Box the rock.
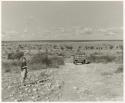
[73,86,79,90]
[47,83,52,88]
[83,89,91,95]
[40,91,44,95]
[14,99,18,102]
[25,88,28,91]
[17,98,24,102]
[46,97,49,99]
[58,85,62,89]
[7,85,13,89]
[33,88,38,92]
[26,84,31,87]
[28,89,32,93]
[24,93,29,96]
[10,93,14,97]
[35,95,40,99]
[19,91,22,94]
[31,96,36,100]
[19,94,23,98]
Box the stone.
[73,86,79,90]
[33,88,38,92]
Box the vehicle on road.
[73,53,90,64]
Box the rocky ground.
[2,68,64,102]
[2,63,123,101]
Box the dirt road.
[56,63,123,101]
[2,63,123,101]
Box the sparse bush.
[60,46,65,51]
[89,55,116,63]
[29,63,47,70]
[30,53,64,69]
[101,72,113,76]
[38,71,51,81]
[4,68,11,73]
[3,63,11,73]
[65,45,73,50]
[15,51,24,60]
[114,55,123,64]
[115,66,123,73]
[47,55,64,67]
[8,52,24,60]
[3,52,64,72]
[8,53,15,60]
[30,53,48,64]
[2,61,20,73]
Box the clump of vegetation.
[2,52,64,73]
[114,56,123,64]
[88,54,116,63]
[4,66,11,73]
[30,53,47,64]
[2,61,20,73]
[65,45,73,50]
[29,63,50,70]
[115,66,123,73]
[30,53,64,69]
[8,51,24,60]
[101,72,113,76]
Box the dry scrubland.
[2,40,123,101]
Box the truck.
[73,53,90,65]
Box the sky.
[2,1,123,41]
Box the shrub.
[3,63,11,73]
[4,68,11,73]
[30,53,49,64]
[115,66,123,73]
[65,45,73,50]
[2,61,20,73]
[15,51,24,60]
[8,53,15,60]
[89,54,116,63]
[47,55,64,67]
[30,53,64,69]
[114,55,123,64]
[8,52,24,60]
[29,63,47,70]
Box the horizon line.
[2,39,123,42]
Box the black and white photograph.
[1,1,123,101]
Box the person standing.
[20,56,28,85]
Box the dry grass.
[2,53,65,73]
[115,66,123,73]
[88,54,123,64]
[30,53,64,68]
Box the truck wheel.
[74,61,77,65]
[82,60,86,64]
[86,61,90,64]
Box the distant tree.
[96,47,98,50]
[77,46,81,52]
[116,46,119,49]
[18,44,23,49]
[60,46,64,51]
[65,45,73,50]
[90,46,94,50]
[53,45,58,49]
[8,52,24,60]
[8,53,15,60]
[119,45,123,50]
[109,45,114,50]
[15,52,24,60]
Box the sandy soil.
[57,63,123,101]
